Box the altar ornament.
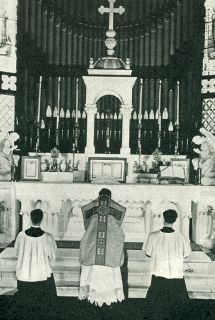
[56,77,61,147]
[0,131,20,181]
[88,157,127,183]
[59,159,67,172]
[98,0,125,56]
[192,127,215,185]
[152,148,162,173]
[41,159,49,172]
[50,146,60,172]
[105,113,111,154]
[45,105,52,142]
[137,79,143,157]
[168,89,174,130]
[35,76,42,154]
[162,107,168,120]
[157,80,162,149]
[159,161,187,184]
[174,81,180,155]
[75,78,79,124]
[21,156,41,181]
[74,78,80,151]
[65,109,71,140]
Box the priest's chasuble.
[79,196,126,306]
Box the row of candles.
[35,75,180,153]
[37,76,80,127]
[137,80,180,126]
[137,79,180,154]
[36,76,80,151]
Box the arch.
[94,89,124,105]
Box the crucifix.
[98,0,125,31]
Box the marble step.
[0,279,80,297]
[128,278,215,300]
[0,287,17,295]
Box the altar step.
[0,248,81,296]
[1,247,215,299]
[127,250,215,300]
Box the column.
[84,104,97,154]
[120,104,132,156]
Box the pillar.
[84,104,97,154]
[120,104,132,156]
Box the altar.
[1,182,215,298]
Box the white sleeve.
[145,234,154,257]
[47,233,57,260]
[14,232,22,256]
[182,235,192,259]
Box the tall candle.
[75,78,79,123]
[56,77,61,130]
[138,79,143,124]
[37,76,42,123]
[175,81,180,126]
[169,89,173,122]
[158,80,162,131]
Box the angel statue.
[0,130,20,181]
[192,127,215,185]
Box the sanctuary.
[1,0,215,301]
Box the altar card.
[88,157,127,182]
[159,158,190,183]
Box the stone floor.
[0,296,215,320]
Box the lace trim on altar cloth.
[78,285,124,307]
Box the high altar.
[1,0,215,299]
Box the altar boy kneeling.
[145,209,191,320]
[14,209,57,311]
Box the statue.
[192,128,215,185]
[0,130,19,181]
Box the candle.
[138,79,143,124]
[158,80,162,131]
[75,78,79,123]
[175,81,180,126]
[37,76,42,123]
[169,89,173,122]
[56,77,61,130]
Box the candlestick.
[37,76,42,123]
[175,81,180,126]
[169,89,173,122]
[75,78,79,124]
[138,79,143,124]
[35,76,42,153]
[158,80,162,149]
[56,77,61,130]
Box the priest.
[79,188,126,307]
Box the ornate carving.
[120,105,132,116]
[202,78,215,93]
[85,104,97,115]
[1,75,16,91]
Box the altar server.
[79,188,126,307]
[145,209,191,319]
[14,209,57,307]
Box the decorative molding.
[84,104,97,115]
[1,74,16,91]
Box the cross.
[98,0,125,31]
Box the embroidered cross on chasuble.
[80,196,126,267]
